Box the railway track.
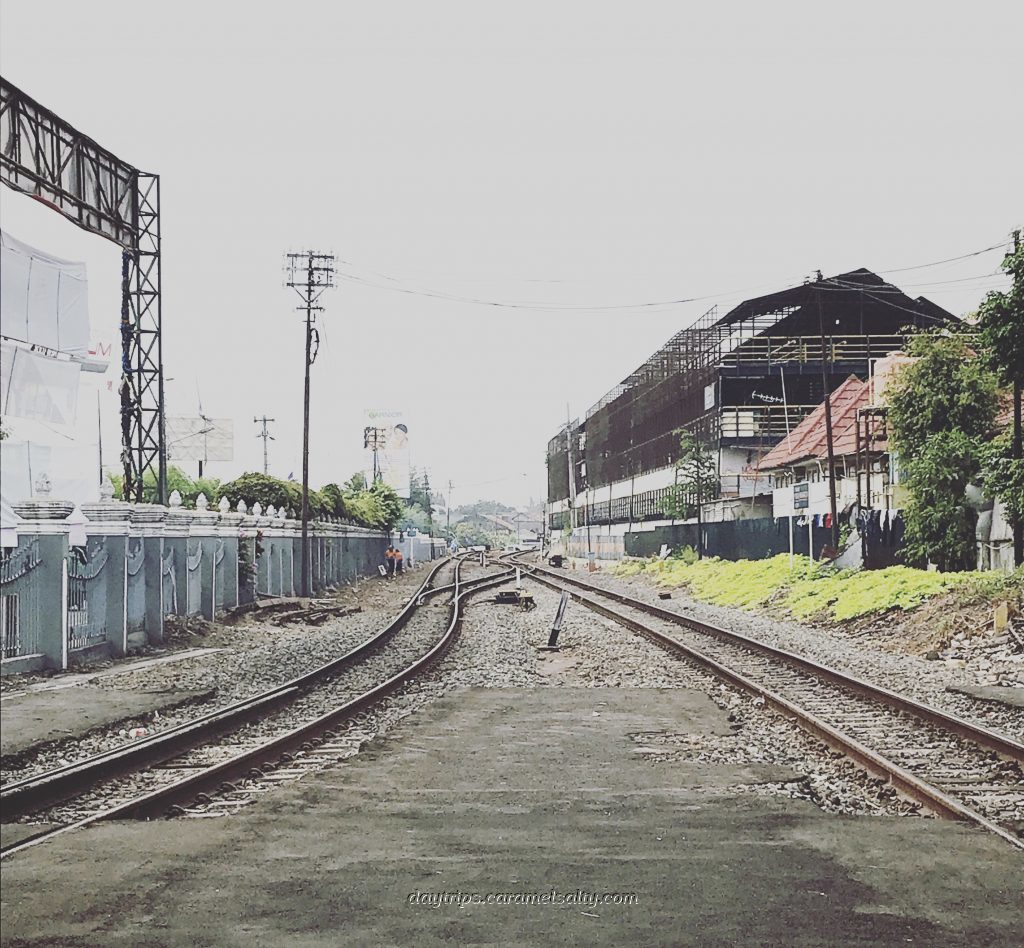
[518,555,1024,850]
[1,554,514,858]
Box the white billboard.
[0,230,95,361]
[166,416,234,463]
[363,409,410,498]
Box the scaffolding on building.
[548,269,956,524]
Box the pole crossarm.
[0,76,166,504]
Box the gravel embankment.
[552,564,1024,739]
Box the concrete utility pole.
[364,427,387,483]
[1011,229,1023,567]
[254,415,276,475]
[816,279,841,553]
[566,404,577,530]
[447,479,453,535]
[285,250,335,598]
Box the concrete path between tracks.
[1,685,214,759]
[1,687,1022,946]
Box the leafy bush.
[218,472,303,515]
[320,483,347,519]
[669,545,699,565]
[339,477,404,531]
[110,465,220,509]
[612,554,994,621]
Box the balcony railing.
[719,405,817,439]
[719,334,908,368]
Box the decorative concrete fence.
[1,482,389,675]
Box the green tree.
[185,475,222,508]
[400,505,432,534]
[421,471,435,533]
[370,481,404,532]
[976,230,1023,564]
[887,332,999,570]
[320,483,347,519]
[344,471,368,493]
[454,520,495,548]
[664,430,718,558]
[404,467,435,534]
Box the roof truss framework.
[1,77,165,503]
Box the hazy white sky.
[1,1,1020,507]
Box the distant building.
[546,270,954,537]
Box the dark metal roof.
[713,268,956,328]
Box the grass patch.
[610,554,1020,622]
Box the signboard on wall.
[793,482,809,510]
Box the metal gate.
[1,541,42,659]
[66,540,109,651]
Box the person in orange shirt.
[394,548,404,575]
[384,545,396,577]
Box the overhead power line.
[334,236,1011,315]
[877,241,1010,274]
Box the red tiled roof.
[759,376,880,470]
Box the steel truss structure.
[0,77,165,503]
[548,269,956,517]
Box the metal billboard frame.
[0,77,165,503]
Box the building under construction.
[546,269,955,536]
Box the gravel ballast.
[176,577,927,822]
[0,565,438,780]
[8,559,1015,831]
[552,562,1024,739]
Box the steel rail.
[522,560,1023,763]
[1,562,516,858]
[1,555,464,820]
[521,561,1023,850]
